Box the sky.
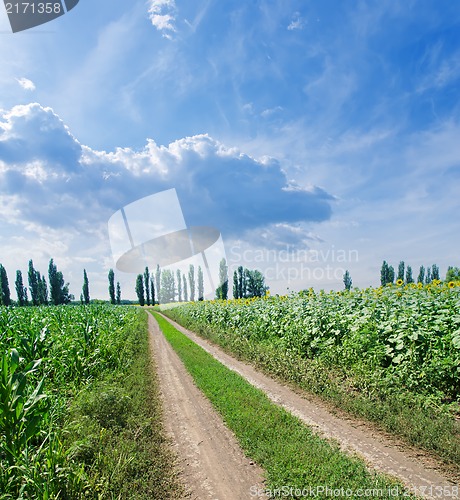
[0,0,460,300]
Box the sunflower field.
[166,281,460,463]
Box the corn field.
[0,305,138,498]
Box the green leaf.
[452,329,460,349]
[10,349,20,373]
[25,377,47,411]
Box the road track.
[149,313,267,499]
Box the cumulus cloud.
[0,103,334,248]
[16,77,35,91]
[147,0,177,38]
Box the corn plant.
[0,349,48,466]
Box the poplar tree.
[82,269,90,304]
[380,261,388,286]
[144,267,150,306]
[188,265,195,301]
[155,265,161,304]
[238,266,244,298]
[216,258,228,300]
[183,274,188,302]
[397,261,405,282]
[15,270,26,306]
[197,266,204,301]
[150,274,155,305]
[48,259,71,305]
[343,270,352,290]
[37,274,48,305]
[177,269,182,302]
[160,270,175,303]
[116,281,121,304]
[108,269,116,304]
[243,268,251,298]
[405,266,414,284]
[0,265,11,306]
[233,270,239,299]
[388,265,395,284]
[28,260,39,306]
[425,267,432,284]
[380,261,394,286]
[232,267,267,299]
[417,266,425,284]
[246,269,267,298]
[135,274,145,306]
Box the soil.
[149,312,459,499]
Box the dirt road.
[153,313,458,500]
[148,313,267,500]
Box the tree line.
[342,261,460,291]
[0,259,74,306]
[1,257,270,306]
[379,260,455,286]
[134,262,208,306]
[134,260,268,305]
[343,260,460,290]
[0,260,124,307]
[232,266,268,299]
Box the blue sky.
[1,0,459,299]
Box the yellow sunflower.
[396,279,404,286]
[448,281,456,289]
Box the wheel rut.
[149,313,267,500]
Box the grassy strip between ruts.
[64,309,183,499]
[152,312,415,499]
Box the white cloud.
[241,222,323,250]
[288,12,305,31]
[16,78,36,91]
[147,0,177,37]
[261,106,283,118]
[417,51,460,93]
[0,102,334,246]
[405,120,460,178]
[184,0,212,33]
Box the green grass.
[65,309,183,499]
[152,312,414,498]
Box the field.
[165,281,460,466]
[0,305,181,499]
